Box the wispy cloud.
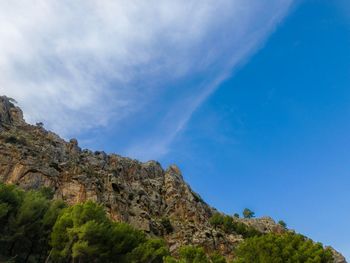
[0,0,293,159]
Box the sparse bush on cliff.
[209,213,261,238]
[278,220,287,228]
[0,184,336,263]
[242,208,254,219]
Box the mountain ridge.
[0,95,346,262]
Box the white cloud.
[0,0,293,158]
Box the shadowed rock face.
[0,96,346,262]
[0,96,25,127]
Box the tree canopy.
[0,183,335,263]
[233,233,333,263]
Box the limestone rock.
[0,96,25,127]
[0,95,346,262]
[241,216,285,234]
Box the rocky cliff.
[0,96,346,262]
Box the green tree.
[128,238,169,263]
[209,213,225,229]
[278,220,287,228]
[233,233,333,263]
[210,252,227,263]
[178,246,210,263]
[242,208,254,219]
[164,256,179,263]
[0,184,24,256]
[50,201,155,263]
[209,213,260,238]
[13,190,51,261]
[0,184,63,262]
[50,201,115,262]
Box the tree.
[0,184,63,262]
[36,122,44,128]
[278,220,287,228]
[233,213,240,218]
[209,213,260,238]
[50,201,116,262]
[127,238,169,263]
[210,252,227,263]
[0,184,24,256]
[242,208,254,219]
[178,246,210,263]
[164,256,179,263]
[233,233,333,263]
[50,201,162,263]
[12,190,51,261]
[209,213,224,229]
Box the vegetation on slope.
[0,183,334,263]
[234,233,333,263]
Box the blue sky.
[1,0,349,259]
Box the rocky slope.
[0,96,346,262]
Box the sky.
[0,0,349,259]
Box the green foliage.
[278,220,287,228]
[128,238,170,263]
[50,201,172,262]
[39,187,55,200]
[51,201,146,262]
[209,213,261,238]
[178,246,210,263]
[163,250,227,263]
[0,183,23,226]
[233,213,240,218]
[0,183,65,262]
[0,184,335,263]
[0,184,170,263]
[210,252,227,263]
[242,208,254,219]
[165,247,227,263]
[164,256,180,263]
[209,213,225,229]
[233,233,334,263]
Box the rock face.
[0,96,346,262]
[0,96,25,127]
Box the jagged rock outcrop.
[0,96,346,262]
[0,96,25,127]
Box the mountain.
[0,95,346,262]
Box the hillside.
[0,95,346,262]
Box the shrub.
[233,233,333,263]
[178,246,210,263]
[209,213,261,238]
[209,213,225,229]
[278,220,287,228]
[210,252,227,263]
[127,239,169,263]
